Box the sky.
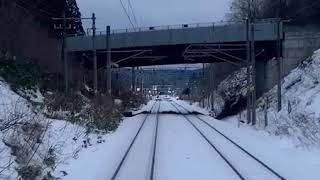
[76,0,231,69]
[76,0,231,30]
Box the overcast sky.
[76,0,231,30]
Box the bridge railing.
[66,18,280,37]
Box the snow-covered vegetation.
[210,67,247,119]
[0,80,109,179]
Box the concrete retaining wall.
[263,25,320,91]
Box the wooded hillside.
[229,0,320,25]
[0,0,84,72]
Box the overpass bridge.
[66,19,283,67]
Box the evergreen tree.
[65,0,85,35]
[14,0,84,36]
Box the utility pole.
[62,12,68,93]
[53,11,70,93]
[92,13,98,95]
[106,26,112,96]
[277,0,283,111]
[53,14,95,93]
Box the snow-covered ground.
[53,100,320,180]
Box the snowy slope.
[0,80,104,179]
[254,49,320,148]
[0,80,29,179]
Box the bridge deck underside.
[76,41,277,68]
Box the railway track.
[111,101,161,180]
[170,101,286,180]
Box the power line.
[127,0,138,26]
[291,0,320,20]
[119,0,136,29]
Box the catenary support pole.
[277,0,282,111]
[211,65,215,112]
[92,13,98,95]
[251,20,257,126]
[106,26,112,96]
[246,18,252,124]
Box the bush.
[43,148,56,169]
[86,105,122,132]
[16,165,42,180]
[44,91,122,133]
[120,91,146,111]
[44,92,85,120]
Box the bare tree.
[228,0,265,21]
[229,0,320,24]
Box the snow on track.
[62,114,147,180]
[189,115,281,180]
[173,100,320,180]
[159,100,180,113]
[62,102,158,180]
[62,99,320,180]
[174,99,209,115]
[112,101,159,180]
[198,114,320,180]
[171,101,284,180]
[155,113,239,180]
[115,114,157,180]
